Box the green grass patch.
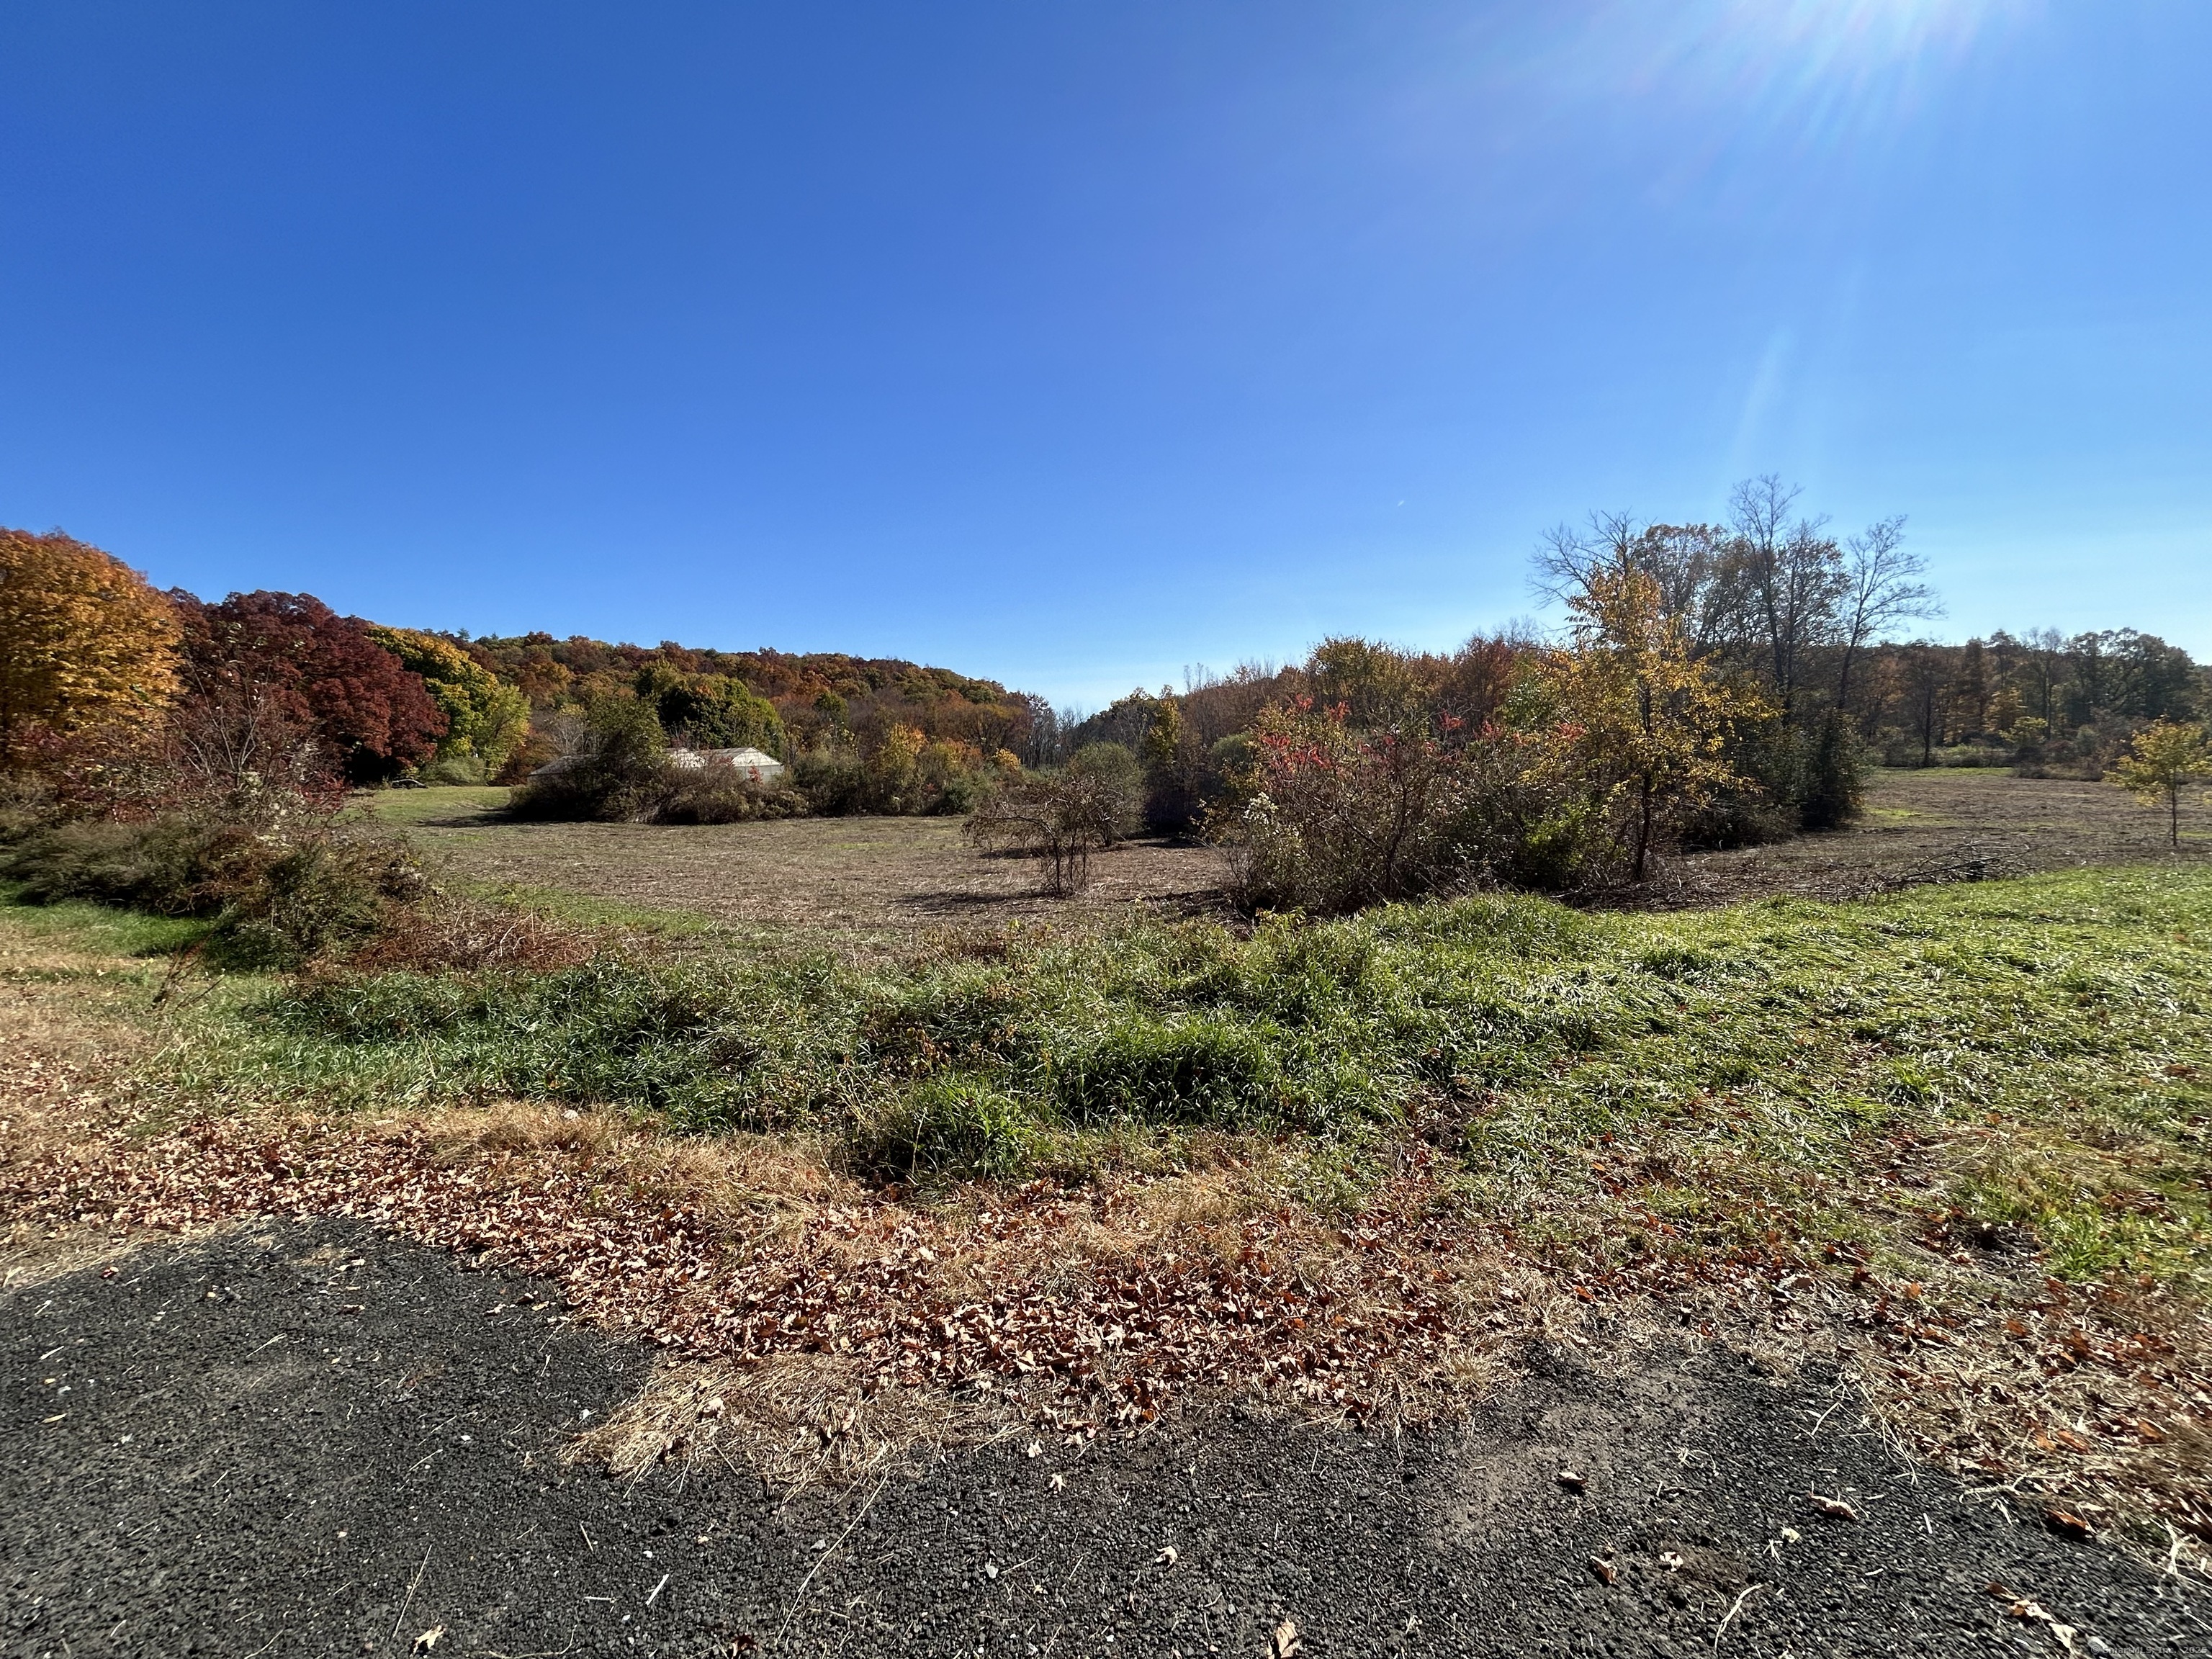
[9,865,2209,1285]
[359,785,512,826]
[0,887,214,959]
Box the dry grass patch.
[570,1350,1014,1491]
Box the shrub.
[791,749,866,814]
[848,1075,1037,1179]
[1,816,272,915]
[1064,743,1144,839]
[1,811,428,970]
[509,697,808,825]
[336,899,597,975]
[1499,796,1622,891]
[214,833,430,969]
[1215,698,1483,914]
[414,752,490,786]
[966,755,1144,895]
[652,760,806,824]
[507,698,670,821]
[791,729,1008,817]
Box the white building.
[530,745,786,783]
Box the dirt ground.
[378,795,1226,939]
[8,1220,2203,1658]
[1652,768,2211,908]
[373,770,2206,938]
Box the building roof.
[670,746,784,773]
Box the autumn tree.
[1535,514,1733,651]
[1537,559,1770,882]
[368,626,530,773]
[633,662,786,752]
[0,529,180,768]
[2110,719,2210,848]
[1138,694,1209,830]
[172,591,446,784]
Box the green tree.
[2110,719,2211,848]
[367,626,530,772]
[1305,637,1434,731]
[634,664,786,752]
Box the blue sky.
[2,2,2206,708]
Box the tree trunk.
[1635,775,1653,882]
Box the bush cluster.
[1,811,428,970]
[507,699,804,824]
[792,725,1015,817]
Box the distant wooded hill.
[456,631,1052,775]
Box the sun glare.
[1583,0,2026,156]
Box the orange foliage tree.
[0,529,180,769]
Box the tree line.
[989,479,2207,901]
[4,492,2205,909]
[0,527,1038,820]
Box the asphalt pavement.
[4,1220,2203,1658]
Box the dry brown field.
[1656,765,2211,906]
[370,766,2208,939]
[372,789,1222,939]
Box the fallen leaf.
[1809,1493,1859,1522]
[1557,1468,1587,1493]
[1154,1546,1178,1567]
[1269,1619,1303,1659]
[2005,1598,2082,1656]
[2045,1509,2092,1541]
[1588,1556,1617,1586]
[1658,1550,1684,1570]
[410,1628,445,1654]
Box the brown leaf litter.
[1,1016,2206,1566]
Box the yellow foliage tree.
[366,625,530,772]
[0,529,180,768]
[2110,719,2210,848]
[1536,560,1771,881]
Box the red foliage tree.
[170,590,446,783]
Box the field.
[1665,766,2212,904]
[370,788,1223,942]
[370,768,2211,940]
[7,765,2212,1578]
